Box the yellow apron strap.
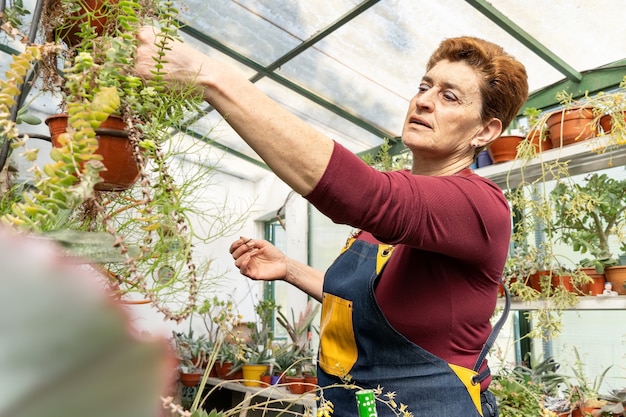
[341,235,395,275]
[448,363,483,416]
[341,236,356,254]
[376,244,395,274]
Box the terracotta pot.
[285,375,306,394]
[529,270,551,292]
[526,128,552,153]
[56,0,119,47]
[241,364,269,387]
[179,371,203,387]
[487,135,524,163]
[571,405,602,417]
[547,107,598,148]
[46,114,140,191]
[579,267,606,296]
[599,111,626,134]
[303,374,318,393]
[260,374,272,386]
[215,361,236,379]
[605,266,626,295]
[551,274,575,292]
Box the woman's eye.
[443,91,458,102]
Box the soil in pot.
[46,114,140,191]
[547,107,598,148]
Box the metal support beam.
[523,60,626,112]
[465,0,582,82]
[178,0,395,142]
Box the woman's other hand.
[229,237,288,281]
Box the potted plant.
[546,105,598,148]
[487,133,524,164]
[600,388,626,416]
[0,1,251,322]
[595,75,626,150]
[551,172,626,294]
[172,329,211,386]
[520,106,552,155]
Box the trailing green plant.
[500,83,626,339]
[0,1,252,322]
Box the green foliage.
[359,137,411,172]
[1,0,30,29]
[551,172,626,263]
[491,368,545,417]
[0,0,252,323]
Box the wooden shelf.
[476,135,626,188]
[204,377,316,408]
[498,295,626,311]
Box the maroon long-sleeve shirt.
[305,141,511,388]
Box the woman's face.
[402,60,487,160]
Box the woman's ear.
[473,118,503,148]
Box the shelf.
[204,377,316,408]
[475,135,626,188]
[498,295,626,311]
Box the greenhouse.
[1,1,625,416]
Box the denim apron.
[317,238,509,417]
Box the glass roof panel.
[2,0,625,182]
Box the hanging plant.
[0,1,251,322]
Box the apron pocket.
[319,293,358,378]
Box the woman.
[136,31,527,417]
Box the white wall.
[128,164,311,340]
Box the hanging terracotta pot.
[46,114,140,192]
[604,266,626,295]
[546,106,598,148]
[487,135,524,163]
[56,0,119,47]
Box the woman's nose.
[413,91,434,111]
